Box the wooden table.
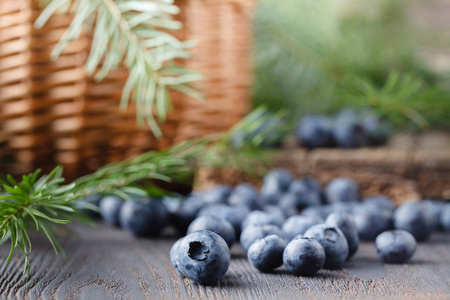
[1,222,449,299]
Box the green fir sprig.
[35,0,203,137]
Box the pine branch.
[35,0,203,137]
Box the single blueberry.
[119,197,169,236]
[332,118,368,148]
[361,115,390,146]
[375,230,416,264]
[198,203,250,236]
[283,237,325,276]
[247,235,286,272]
[261,169,293,205]
[99,195,124,227]
[170,237,184,271]
[176,230,230,285]
[240,224,283,252]
[282,215,324,242]
[440,203,450,233]
[325,178,359,204]
[422,199,445,231]
[325,212,359,259]
[296,115,334,148]
[394,202,435,241]
[187,215,236,248]
[241,209,284,229]
[228,183,261,210]
[304,224,349,268]
[200,185,233,205]
[353,204,393,241]
[283,179,321,213]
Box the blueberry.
[173,195,206,232]
[99,195,124,227]
[76,193,102,217]
[325,212,359,259]
[198,204,250,236]
[362,195,395,211]
[119,197,168,236]
[170,237,184,271]
[286,179,321,210]
[422,199,445,231]
[201,185,233,205]
[279,193,300,217]
[304,224,349,268]
[330,202,358,214]
[353,204,393,241]
[242,209,285,229]
[187,215,236,248]
[375,230,416,264]
[247,235,286,272]
[296,115,334,148]
[240,224,283,252]
[332,118,368,148]
[283,237,325,276]
[440,203,450,232]
[261,169,293,205]
[361,116,389,146]
[282,215,324,242]
[176,230,230,285]
[394,202,435,242]
[325,178,359,204]
[228,183,261,210]
[301,205,333,220]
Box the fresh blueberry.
[285,179,321,211]
[187,215,236,248]
[176,230,230,285]
[375,230,416,264]
[242,209,284,229]
[198,203,250,236]
[247,235,286,272]
[119,197,169,236]
[282,215,324,242]
[362,195,395,211]
[173,195,206,232]
[422,199,445,231]
[201,185,233,205]
[240,224,283,252]
[170,237,184,271]
[361,114,390,146]
[296,115,334,148]
[279,193,301,217]
[261,169,293,205]
[394,202,435,242]
[440,203,450,233]
[304,224,349,268]
[325,212,359,259]
[332,118,368,148]
[353,204,393,241]
[99,195,124,227]
[325,178,359,204]
[283,237,326,276]
[228,183,261,210]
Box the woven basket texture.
[0,0,254,179]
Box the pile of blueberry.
[296,109,390,149]
[95,169,450,285]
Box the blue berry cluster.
[296,109,390,149]
[92,169,450,285]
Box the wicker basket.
[0,0,254,180]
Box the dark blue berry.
[441,203,450,233]
[119,197,168,236]
[247,235,285,272]
[282,215,324,242]
[227,183,261,210]
[325,212,359,259]
[375,230,416,264]
[304,224,349,268]
[198,203,250,236]
[201,185,233,205]
[99,195,124,227]
[325,178,359,204]
[242,209,284,229]
[296,115,334,148]
[170,237,184,271]
[240,224,283,252]
[353,204,393,241]
[176,230,230,285]
[394,202,435,241]
[283,237,325,276]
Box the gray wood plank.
[0,223,449,300]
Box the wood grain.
[0,223,449,299]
